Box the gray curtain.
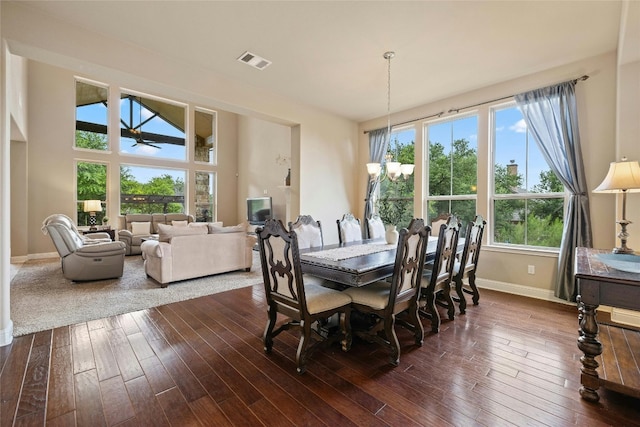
[364,128,389,238]
[515,80,592,301]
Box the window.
[120,165,186,214]
[491,104,565,248]
[425,115,478,228]
[378,128,415,229]
[195,171,216,222]
[75,82,217,219]
[75,80,108,151]
[76,161,107,225]
[120,92,186,161]
[194,108,216,164]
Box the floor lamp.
[593,157,640,254]
[83,200,102,231]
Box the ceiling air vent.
[237,51,272,70]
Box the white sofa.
[118,213,195,255]
[140,222,256,287]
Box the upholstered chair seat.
[258,218,351,374]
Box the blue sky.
[391,105,549,190]
[77,98,187,183]
[80,98,549,189]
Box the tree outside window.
[120,165,186,214]
[76,159,107,226]
[492,104,565,248]
[377,128,415,229]
[426,115,478,231]
[75,80,108,151]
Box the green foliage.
[75,131,186,216]
[75,130,107,150]
[377,137,414,228]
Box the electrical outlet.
[263,189,268,195]
[528,265,535,275]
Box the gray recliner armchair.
[41,214,126,281]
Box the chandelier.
[366,51,414,183]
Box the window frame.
[75,77,110,153]
[75,159,109,226]
[488,101,567,251]
[118,88,188,162]
[423,112,479,228]
[73,81,219,221]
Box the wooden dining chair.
[365,214,386,240]
[288,215,323,249]
[453,214,486,314]
[420,215,461,333]
[257,218,352,374]
[336,213,362,244]
[429,212,450,237]
[344,218,430,366]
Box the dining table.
[299,236,464,287]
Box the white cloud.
[470,134,477,142]
[136,144,159,155]
[510,119,528,133]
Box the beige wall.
[2,2,358,257]
[359,52,618,300]
[237,116,292,224]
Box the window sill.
[484,244,560,258]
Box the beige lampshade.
[593,159,640,193]
[83,200,103,213]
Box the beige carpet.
[10,252,263,336]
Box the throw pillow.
[208,221,248,234]
[157,223,207,242]
[131,221,151,236]
[187,222,208,231]
[172,220,188,227]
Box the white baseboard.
[11,252,59,263]
[611,308,640,327]
[475,278,613,314]
[476,278,573,306]
[0,320,14,347]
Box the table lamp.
[83,200,102,230]
[593,157,640,254]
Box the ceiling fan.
[122,95,164,149]
[129,128,162,149]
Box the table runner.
[304,242,396,261]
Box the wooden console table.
[574,247,640,402]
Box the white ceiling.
[16,1,625,122]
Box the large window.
[491,104,565,248]
[120,165,186,214]
[194,108,216,164]
[75,80,108,151]
[74,81,219,220]
[120,92,186,161]
[76,161,107,226]
[377,128,415,229]
[425,115,478,228]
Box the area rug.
[10,252,263,336]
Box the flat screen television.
[247,197,273,225]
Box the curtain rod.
[363,74,589,134]
[363,111,445,134]
[447,74,589,114]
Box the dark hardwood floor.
[1,285,639,426]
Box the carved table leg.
[576,296,603,402]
